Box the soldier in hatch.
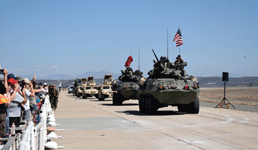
[175,55,184,65]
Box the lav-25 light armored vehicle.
[112,67,146,105]
[98,74,114,101]
[82,76,99,99]
[138,49,200,114]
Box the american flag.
[173,29,183,47]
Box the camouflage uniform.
[175,55,184,65]
[49,84,59,110]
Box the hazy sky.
[1,0,257,78]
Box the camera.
[0,69,4,74]
[20,81,26,91]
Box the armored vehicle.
[138,49,200,114]
[82,76,99,99]
[98,74,114,101]
[112,67,146,105]
[75,78,87,97]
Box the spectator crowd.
[0,68,59,147]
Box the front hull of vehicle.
[146,90,199,105]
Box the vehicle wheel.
[186,97,200,114]
[177,105,186,112]
[139,96,146,113]
[77,92,80,97]
[99,94,104,101]
[113,93,122,105]
[145,95,157,114]
[82,95,87,99]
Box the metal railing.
[2,95,63,150]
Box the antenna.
[138,46,140,70]
[167,26,169,60]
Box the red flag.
[124,56,133,67]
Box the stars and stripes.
[173,28,183,47]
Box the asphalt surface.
[53,91,258,150]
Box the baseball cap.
[15,76,23,82]
[23,78,30,84]
[7,78,18,85]
[44,83,47,86]
[7,74,16,80]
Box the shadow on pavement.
[90,99,112,102]
[101,103,138,106]
[115,110,185,116]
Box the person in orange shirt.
[0,81,10,138]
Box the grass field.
[199,87,258,106]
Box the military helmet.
[160,56,167,62]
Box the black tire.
[186,97,199,114]
[77,92,81,97]
[113,93,122,105]
[177,105,186,112]
[82,95,87,99]
[139,96,146,113]
[99,94,104,101]
[145,95,157,114]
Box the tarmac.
[53,91,258,150]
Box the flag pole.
[178,26,181,55]
[167,26,169,60]
[138,46,140,70]
[130,46,131,56]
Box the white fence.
[2,95,64,150]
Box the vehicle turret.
[147,49,187,79]
[87,76,96,86]
[103,74,113,85]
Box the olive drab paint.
[137,49,200,114]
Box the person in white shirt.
[7,78,27,127]
[21,78,34,124]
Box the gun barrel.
[152,49,159,62]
